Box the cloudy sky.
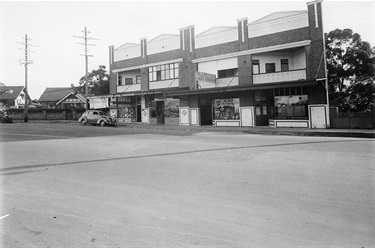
[1,0,374,100]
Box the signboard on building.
[195,71,216,89]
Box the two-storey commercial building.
[91,0,329,128]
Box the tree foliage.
[78,65,110,96]
[325,28,375,112]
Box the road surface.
[1,123,374,247]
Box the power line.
[74,27,99,110]
[15,34,37,122]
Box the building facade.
[0,85,26,109]
[39,87,87,109]
[98,0,329,128]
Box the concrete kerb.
[123,123,375,139]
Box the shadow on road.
[1,139,372,175]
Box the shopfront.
[114,96,141,123]
[268,86,310,128]
[149,98,180,125]
[212,98,241,126]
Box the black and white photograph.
[1,0,374,247]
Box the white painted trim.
[241,21,245,42]
[189,28,193,52]
[240,107,255,127]
[306,0,322,6]
[182,30,185,50]
[112,58,183,73]
[192,40,311,63]
[237,17,248,22]
[179,25,194,31]
[179,107,190,126]
[215,120,241,127]
[190,108,200,126]
[314,3,319,28]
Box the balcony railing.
[117,84,141,93]
[198,77,239,89]
[149,79,179,90]
[253,69,306,84]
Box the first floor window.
[217,68,238,78]
[125,78,133,85]
[148,62,179,82]
[136,76,141,84]
[265,63,276,73]
[252,60,260,74]
[118,75,122,85]
[281,59,289,72]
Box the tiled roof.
[38,87,73,102]
[0,86,24,100]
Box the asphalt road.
[1,123,374,247]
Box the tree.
[78,65,110,95]
[325,28,375,112]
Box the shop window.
[274,95,308,119]
[164,98,180,118]
[213,98,240,120]
[252,60,260,74]
[281,59,289,72]
[125,78,133,85]
[265,63,276,73]
[217,68,238,78]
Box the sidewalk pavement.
[123,122,375,139]
[12,120,375,138]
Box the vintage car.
[78,110,117,127]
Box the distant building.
[0,84,26,108]
[92,0,328,128]
[39,87,86,109]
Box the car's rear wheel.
[80,118,87,126]
[100,120,105,127]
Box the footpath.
[15,120,375,138]
[122,122,375,139]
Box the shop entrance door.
[200,105,212,125]
[255,90,269,126]
[137,105,141,122]
[156,101,165,124]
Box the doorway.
[255,90,269,126]
[137,105,141,122]
[200,105,213,125]
[156,101,165,124]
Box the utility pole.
[74,27,99,110]
[16,34,37,122]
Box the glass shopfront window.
[118,104,136,121]
[274,95,308,119]
[150,98,180,118]
[213,98,240,120]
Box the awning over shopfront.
[164,79,317,97]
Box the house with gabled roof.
[38,87,86,109]
[0,84,26,108]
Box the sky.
[1,0,374,100]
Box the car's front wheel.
[80,118,87,126]
[99,120,105,127]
